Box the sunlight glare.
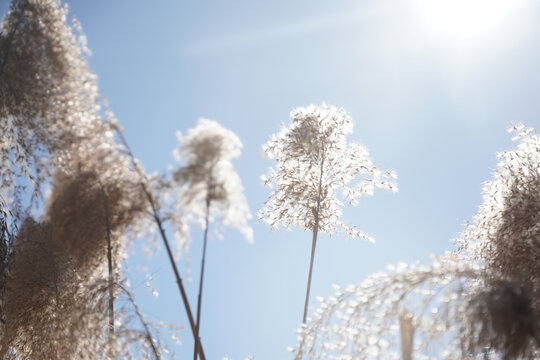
[416,0,515,39]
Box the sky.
[25,0,540,358]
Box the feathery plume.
[0,0,105,214]
[459,125,540,299]
[165,118,252,360]
[294,254,480,359]
[167,118,253,248]
[259,103,397,324]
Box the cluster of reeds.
[2,1,538,359]
[0,1,175,358]
[295,125,540,359]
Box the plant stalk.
[400,309,414,360]
[302,155,325,324]
[193,195,211,360]
[302,219,319,324]
[115,129,206,360]
[101,187,115,336]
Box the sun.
[415,0,516,39]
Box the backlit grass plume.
[47,169,145,272]
[459,125,540,300]
[168,118,253,247]
[259,103,397,324]
[293,254,480,360]
[0,171,155,359]
[0,0,106,214]
[457,125,540,358]
[165,118,252,359]
[0,218,111,359]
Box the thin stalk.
[193,194,211,360]
[0,206,11,324]
[115,129,206,360]
[100,186,115,336]
[400,309,414,360]
[99,184,115,358]
[302,155,325,324]
[302,217,319,324]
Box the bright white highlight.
[416,0,515,39]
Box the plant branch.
[118,284,161,360]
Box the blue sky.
[49,0,540,358]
